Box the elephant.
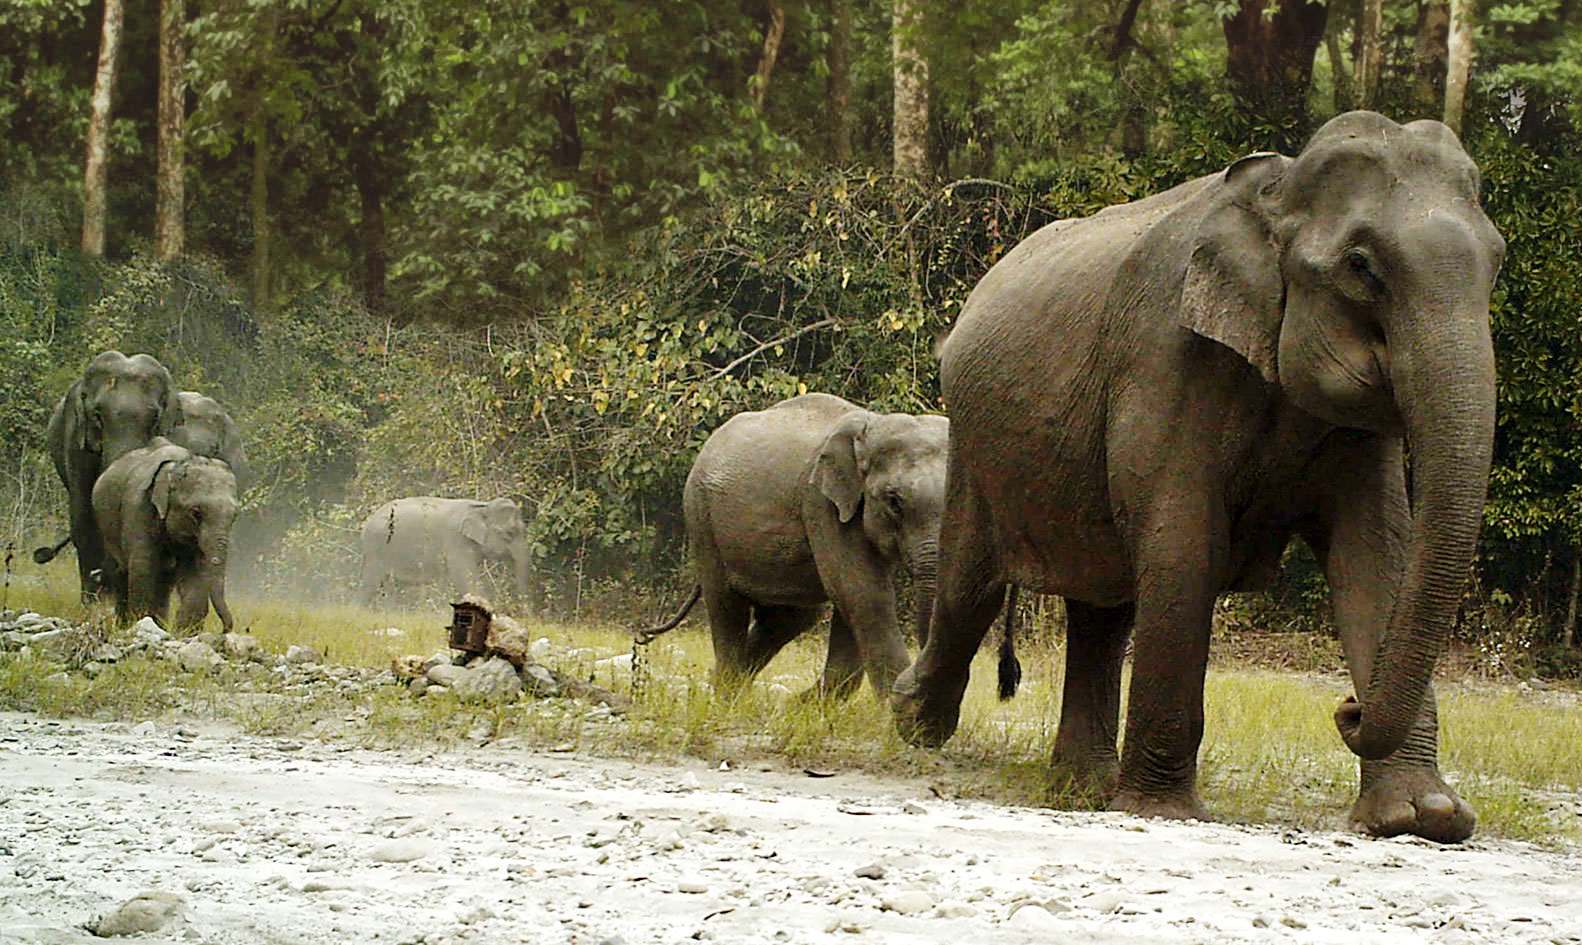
[640,393,1020,699]
[34,352,183,600]
[358,497,533,605]
[891,112,1504,844]
[91,437,239,632]
[166,391,250,488]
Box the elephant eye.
[1344,249,1384,292]
[884,490,903,515]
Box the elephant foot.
[889,665,960,748]
[1109,786,1211,823]
[1048,749,1119,806]
[1350,768,1475,843]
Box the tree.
[1221,0,1328,148]
[1413,1,1450,114]
[155,0,186,260]
[828,0,852,162]
[82,0,125,256]
[892,0,929,179]
[1444,0,1474,135]
[751,0,787,112]
[1354,0,1383,108]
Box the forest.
[2,0,1580,672]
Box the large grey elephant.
[92,438,239,631]
[358,497,533,605]
[35,352,182,600]
[167,391,250,488]
[892,112,1504,844]
[640,393,1010,699]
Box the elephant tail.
[33,535,71,565]
[634,584,702,645]
[997,585,1022,702]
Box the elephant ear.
[150,461,181,521]
[1178,151,1291,384]
[461,508,489,546]
[153,371,182,437]
[811,412,871,524]
[63,382,93,453]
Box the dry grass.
[1,560,1578,845]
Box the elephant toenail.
[1418,793,1454,818]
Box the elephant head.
[1178,111,1504,760]
[151,455,240,630]
[463,498,534,596]
[813,411,950,645]
[67,351,182,465]
[169,391,250,485]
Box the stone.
[1085,891,1126,914]
[677,879,709,894]
[285,644,321,665]
[425,685,450,697]
[1007,904,1063,931]
[422,650,454,672]
[485,614,533,667]
[221,633,262,662]
[28,627,80,661]
[530,637,553,659]
[522,664,560,696]
[880,890,933,915]
[408,677,430,696]
[132,617,168,645]
[594,653,634,671]
[454,658,522,703]
[93,890,185,937]
[392,655,426,681]
[89,643,125,663]
[177,640,224,674]
[368,839,435,863]
[935,902,976,918]
[427,663,469,688]
[854,863,885,880]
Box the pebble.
[1085,890,1126,914]
[176,640,224,674]
[368,839,436,863]
[132,617,168,645]
[1007,903,1064,931]
[285,644,322,665]
[677,879,709,894]
[92,890,185,937]
[880,890,934,915]
[854,863,886,880]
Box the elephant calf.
[643,393,1017,699]
[92,438,239,632]
[167,391,250,488]
[359,497,532,605]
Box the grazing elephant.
[92,438,239,631]
[167,392,250,488]
[639,393,1016,699]
[892,112,1504,844]
[35,352,182,600]
[359,497,533,605]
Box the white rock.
[285,644,322,665]
[530,637,552,659]
[935,902,976,918]
[1084,891,1126,914]
[427,664,469,688]
[93,890,185,937]
[677,879,709,894]
[881,890,934,915]
[375,626,406,638]
[1006,903,1063,931]
[523,663,559,696]
[452,658,523,703]
[177,640,224,674]
[594,653,634,671]
[221,633,262,661]
[132,617,168,645]
[368,839,436,863]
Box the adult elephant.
[892,112,1504,844]
[359,497,533,605]
[92,438,239,631]
[35,352,182,600]
[640,393,1019,699]
[167,392,250,488]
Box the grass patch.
[2,563,1578,846]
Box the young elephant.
[358,497,533,605]
[92,438,239,632]
[166,391,250,488]
[642,393,1005,698]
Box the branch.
[1107,0,1147,61]
[701,318,838,383]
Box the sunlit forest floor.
[2,562,1579,847]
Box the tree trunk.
[1325,13,1353,110]
[251,108,270,311]
[828,0,852,162]
[1414,1,1451,114]
[1564,550,1579,649]
[751,0,787,112]
[1354,0,1383,108]
[352,141,387,315]
[545,6,582,173]
[891,0,929,179]
[1444,0,1474,135]
[81,0,125,257]
[155,0,185,260]
[1221,0,1328,149]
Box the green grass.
[2,561,1578,845]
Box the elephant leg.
[1051,599,1134,800]
[1110,491,1224,822]
[808,610,863,700]
[69,503,106,601]
[702,580,754,693]
[1302,431,1474,843]
[742,605,821,678]
[123,547,164,626]
[891,474,1003,746]
[173,571,210,631]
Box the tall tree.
[1444,0,1474,134]
[155,0,186,260]
[892,0,929,178]
[1324,8,1354,110]
[751,0,787,112]
[249,8,276,311]
[828,0,852,163]
[82,0,125,257]
[1355,0,1384,108]
[1221,0,1328,148]
[1414,1,1451,114]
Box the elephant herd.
[34,112,1503,845]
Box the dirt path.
[1,712,1578,945]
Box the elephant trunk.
[1335,307,1496,760]
[908,537,939,649]
[199,526,235,632]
